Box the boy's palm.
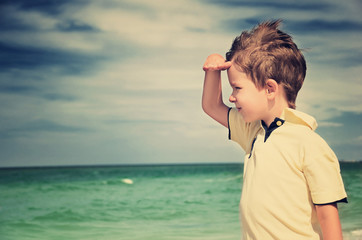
[203,54,232,71]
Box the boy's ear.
[265,79,278,99]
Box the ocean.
[0,162,361,240]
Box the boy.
[202,20,347,239]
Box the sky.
[0,0,361,167]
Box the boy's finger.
[203,58,232,70]
[216,62,232,71]
[204,65,222,71]
[221,61,232,70]
[203,62,231,71]
[202,64,214,71]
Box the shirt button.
[276,121,282,126]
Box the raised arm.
[202,54,232,128]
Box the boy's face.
[227,64,269,123]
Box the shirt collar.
[280,108,318,131]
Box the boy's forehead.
[228,63,244,74]
[228,64,249,83]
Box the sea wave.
[344,229,362,240]
[33,209,86,222]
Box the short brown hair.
[226,20,306,109]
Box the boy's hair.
[226,20,306,109]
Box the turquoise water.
[0,163,361,240]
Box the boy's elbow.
[202,102,228,122]
[201,101,208,113]
[202,105,216,120]
[201,101,213,116]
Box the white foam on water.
[343,229,362,240]
[121,178,133,184]
[352,229,362,236]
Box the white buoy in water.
[121,178,133,184]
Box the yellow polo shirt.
[228,108,347,240]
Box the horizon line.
[1,159,361,170]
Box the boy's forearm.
[316,203,343,240]
[202,71,223,112]
[202,70,229,127]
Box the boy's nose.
[229,95,236,103]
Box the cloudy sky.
[0,0,361,167]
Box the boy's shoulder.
[281,108,334,156]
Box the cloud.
[224,18,362,35]
[317,111,362,141]
[204,0,332,11]
[0,0,77,16]
[0,42,101,73]
[285,19,362,33]
[312,111,362,160]
[70,0,216,48]
[56,19,99,32]
[0,4,106,54]
[304,47,362,68]
[0,85,38,94]
[318,122,343,127]
[0,0,361,167]
[2,119,88,137]
[355,136,362,144]
[42,93,77,102]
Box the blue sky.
[0,0,361,167]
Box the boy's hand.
[203,53,232,71]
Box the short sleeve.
[303,133,347,204]
[228,108,261,153]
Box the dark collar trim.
[261,118,285,142]
[227,108,232,140]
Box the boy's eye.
[235,87,242,90]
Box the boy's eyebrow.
[229,80,239,86]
